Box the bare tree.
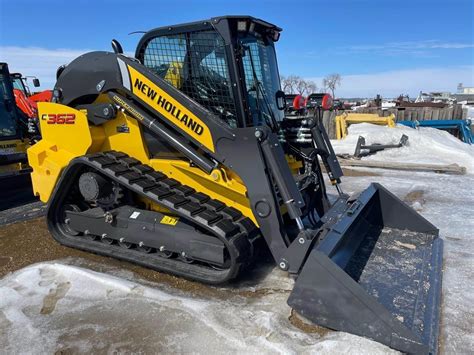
[280,75,289,92]
[281,76,318,96]
[281,75,300,94]
[306,81,318,95]
[296,77,308,95]
[322,73,342,98]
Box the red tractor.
[10,72,52,119]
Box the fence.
[318,105,469,139]
[353,104,468,121]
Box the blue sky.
[1,0,473,97]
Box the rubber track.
[49,151,258,284]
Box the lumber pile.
[339,159,466,175]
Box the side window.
[142,30,238,128]
[0,74,17,138]
[12,78,24,91]
[240,36,284,127]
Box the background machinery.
[28,16,443,354]
[0,63,41,177]
[335,112,396,139]
[0,63,44,207]
[10,71,52,118]
[398,119,473,144]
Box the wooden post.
[427,108,432,120]
[330,111,337,139]
[338,159,466,175]
[322,110,329,134]
[323,111,336,139]
[453,105,461,119]
[448,106,454,119]
[398,109,404,121]
[439,108,444,120]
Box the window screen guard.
[143,30,238,128]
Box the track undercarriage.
[49,151,258,284]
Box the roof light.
[237,20,248,32]
[248,22,255,33]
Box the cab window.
[143,30,238,128]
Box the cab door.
[0,63,20,141]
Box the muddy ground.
[0,217,273,300]
[0,167,374,279]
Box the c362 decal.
[41,113,76,124]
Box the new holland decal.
[126,65,215,152]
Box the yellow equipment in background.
[335,112,396,139]
[0,139,30,177]
[164,62,184,89]
[0,62,39,179]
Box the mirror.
[33,78,40,87]
[275,90,286,110]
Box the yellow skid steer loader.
[28,17,443,354]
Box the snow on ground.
[339,171,474,354]
[0,125,473,354]
[332,124,474,353]
[0,260,395,354]
[331,123,474,172]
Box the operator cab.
[135,16,284,130]
[10,73,40,97]
[0,63,19,139]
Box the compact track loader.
[28,17,443,354]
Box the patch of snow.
[332,171,474,354]
[0,262,395,354]
[331,123,474,173]
[382,101,396,109]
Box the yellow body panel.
[335,112,396,139]
[149,159,255,223]
[28,102,92,199]
[29,98,304,227]
[28,102,257,224]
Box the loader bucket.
[288,183,443,354]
